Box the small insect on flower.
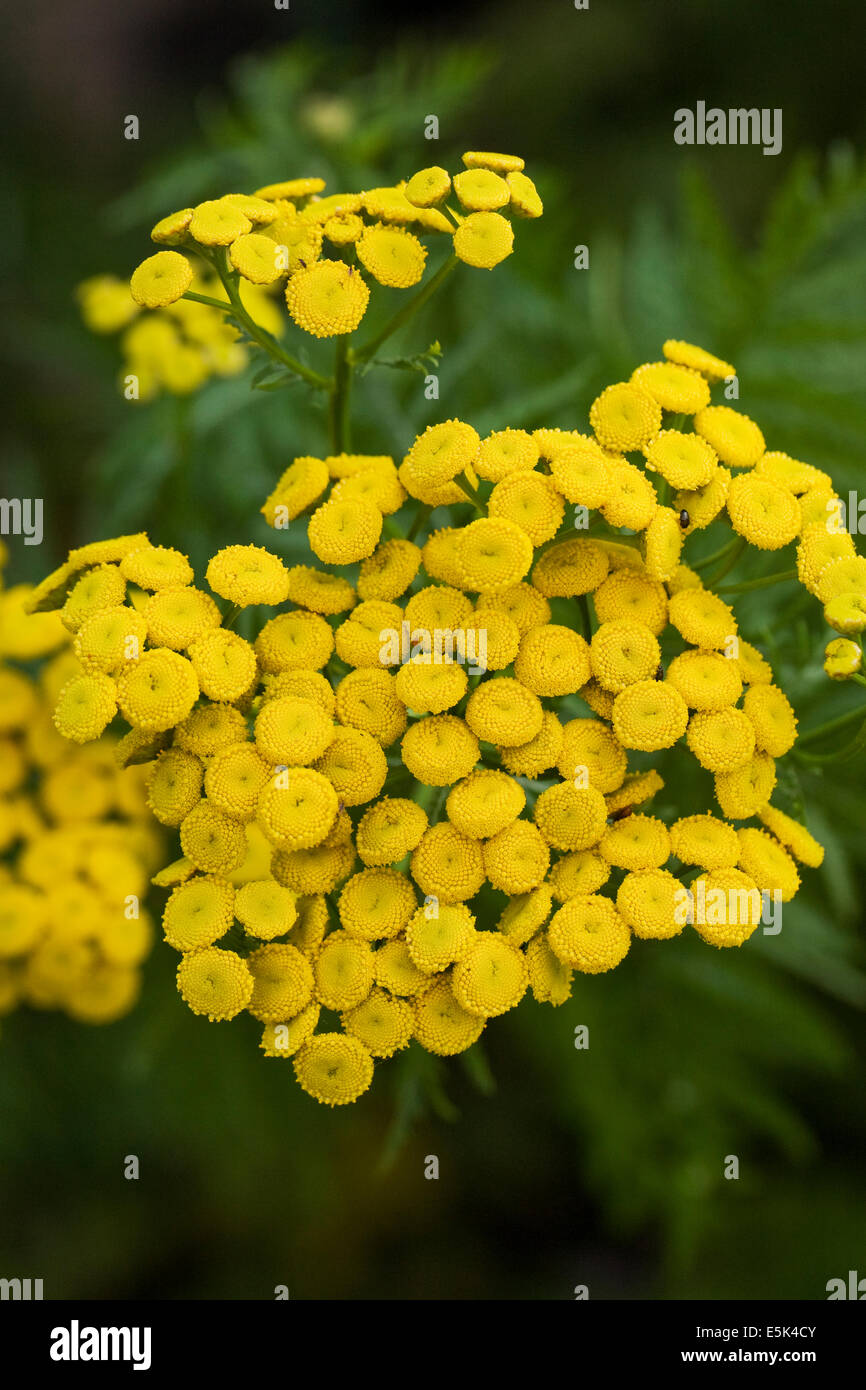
[609,806,634,822]
[679,509,690,530]
[655,663,664,680]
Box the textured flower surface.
[34,255,861,1105]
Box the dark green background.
[1,0,864,1299]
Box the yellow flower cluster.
[0,581,161,1025]
[30,335,854,1103]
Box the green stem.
[704,535,748,588]
[851,673,866,688]
[694,536,742,574]
[222,603,242,631]
[455,472,486,516]
[716,568,797,595]
[351,254,459,366]
[797,703,866,747]
[577,594,593,641]
[406,503,432,544]
[211,251,331,391]
[182,290,236,312]
[796,721,866,764]
[329,336,353,453]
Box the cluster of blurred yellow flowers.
[24,331,866,1103]
[0,554,161,1026]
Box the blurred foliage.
[2,34,866,1300]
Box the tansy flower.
[272,840,355,896]
[462,150,525,172]
[334,600,404,669]
[665,649,743,711]
[261,456,330,525]
[593,567,668,636]
[204,742,272,822]
[335,668,407,746]
[394,656,467,715]
[171,711,242,770]
[285,896,329,956]
[285,260,370,337]
[74,606,147,675]
[488,471,564,545]
[254,695,333,767]
[796,522,855,595]
[314,930,375,1010]
[643,430,717,489]
[308,496,383,565]
[497,884,554,944]
[446,769,525,839]
[120,544,193,591]
[356,223,427,287]
[612,679,689,751]
[548,894,631,974]
[221,193,279,225]
[229,233,283,285]
[262,670,335,716]
[405,902,476,973]
[483,820,550,893]
[146,748,204,826]
[743,684,798,756]
[323,212,365,246]
[600,460,659,531]
[143,586,221,650]
[117,649,199,732]
[600,813,671,870]
[482,581,551,634]
[206,545,290,608]
[533,782,608,852]
[663,339,735,381]
[404,583,473,635]
[669,814,739,869]
[514,623,591,696]
[413,976,485,1055]
[404,166,451,206]
[758,805,824,868]
[373,938,431,996]
[176,947,253,1020]
[61,565,127,634]
[180,799,248,874]
[234,884,296,939]
[189,199,251,245]
[590,619,661,693]
[465,676,542,746]
[130,251,193,307]
[726,474,801,549]
[755,450,832,495]
[506,171,543,218]
[714,751,777,820]
[255,610,334,674]
[162,876,235,952]
[548,850,611,901]
[737,827,800,902]
[823,593,866,636]
[314,726,388,806]
[452,934,529,1017]
[668,588,737,650]
[631,360,710,414]
[332,465,407,516]
[342,988,414,1058]
[402,419,481,491]
[458,607,521,671]
[338,868,417,941]
[525,932,571,1005]
[532,538,610,599]
[686,706,756,771]
[616,868,683,939]
[735,639,774,687]
[254,177,326,200]
[285,566,356,617]
[475,428,539,483]
[257,767,339,850]
[293,1033,374,1106]
[642,507,684,581]
[247,943,314,1022]
[557,718,628,793]
[690,868,762,948]
[674,466,731,532]
[814,556,866,605]
[259,1004,319,1058]
[356,797,428,868]
[547,436,612,508]
[499,709,564,777]
[453,211,514,269]
[77,274,140,332]
[693,405,765,469]
[410,822,485,902]
[358,539,422,602]
[589,382,662,453]
[453,168,510,211]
